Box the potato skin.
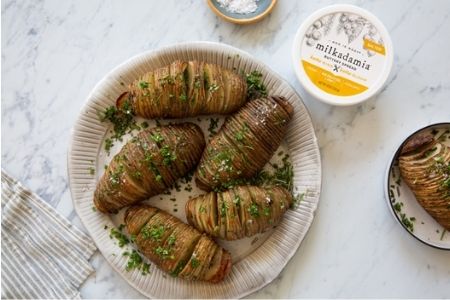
[119,60,247,118]
[195,96,293,191]
[124,205,232,282]
[185,185,293,240]
[94,123,205,213]
[399,138,450,230]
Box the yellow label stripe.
[302,60,368,97]
[363,39,386,56]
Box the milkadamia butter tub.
[292,4,393,106]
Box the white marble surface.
[2,0,450,298]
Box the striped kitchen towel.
[1,171,97,299]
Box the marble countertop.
[2,0,450,298]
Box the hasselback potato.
[117,60,247,118]
[195,96,294,191]
[94,123,205,213]
[399,132,450,230]
[186,185,293,240]
[125,205,232,282]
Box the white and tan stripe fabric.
[1,171,97,299]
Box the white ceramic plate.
[68,42,322,298]
[385,122,450,250]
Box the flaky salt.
[216,0,260,15]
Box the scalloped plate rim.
[67,41,322,298]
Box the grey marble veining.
[2,0,450,298]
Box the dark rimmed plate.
[385,122,450,250]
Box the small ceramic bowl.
[385,122,450,250]
[207,0,277,25]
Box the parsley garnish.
[160,145,177,166]
[123,250,151,275]
[248,203,259,217]
[233,195,241,206]
[191,257,200,268]
[245,71,267,100]
[208,83,220,92]
[167,234,176,246]
[141,225,165,242]
[154,246,173,260]
[220,201,228,217]
[109,225,129,247]
[139,81,149,89]
[98,100,138,154]
[88,167,95,175]
[150,132,164,144]
[109,164,124,188]
[208,118,219,136]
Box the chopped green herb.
[139,81,149,89]
[132,170,142,180]
[154,246,173,260]
[233,195,241,206]
[159,75,174,85]
[141,225,165,242]
[199,206,207,213]
[245,71,267,99]
[167,234,176,246]
[208,118,219,136]
[234,123,250,142]
[424,147,437,158]
[160,145,177,166]
[263,207,270,216]
[130,234,136,243]
[98,100,138,153]
[123,250,150,275]
[140,121,149,129]
[170,261,186,277]
[141,262,151,275]
[92,206,96,212]
[248,203,259,217]
[104,138,114,154]
[109,165,124,188]
[150,132,164,144]
[88,167,95,175]
[208,83,220,92]
[220,201,228,217]
[251,154,293,192]
[179,93,187,102]
[191,257,200,268]
[110,227,129,247]
[400,213,415,232]
[292,192,305,208]
[194,77,201,89]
